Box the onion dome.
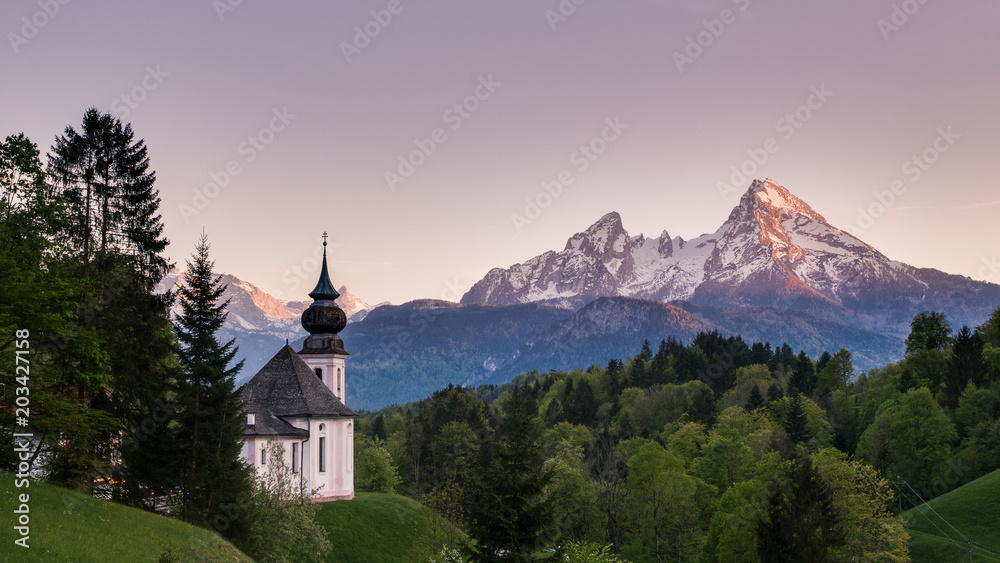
[300,233,348,355]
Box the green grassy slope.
[0,471,252,563]
[315,492,460,563]
[904,468,1000,562]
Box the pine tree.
[817,351,832,373]
[649,339,672,385]
[48,108,167,285]
[629,356,648,389]
[466,384,552,561]
[943,326,987,408]
[771,343,795,373]
[606,359,621,396]
[173,234,252,538]
[766,382,784,404]
[756,457,845,562]
[788,350,816,396]
[44,112,175,490]
[750,341,770,365]
[638,339,653,362]
[745,385,765,411]
[566,380,598,426]
[372,414,387,441]
[897,368,917,394]
[784,394,810,446]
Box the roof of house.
[243,401,309,437]
[240,344,357,418]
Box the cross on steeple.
[308,232,340,301]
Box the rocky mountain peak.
[463,178,967,313]
[564,211,627,255]
[747,178,826,222]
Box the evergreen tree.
[771,343,795,373]
[566,380,598,427]
[897,368,917,394]
[649,339,672,385]
[44,111,175,491]
[756,457,845,562]
[766,382,784,404]
[686,386,717,426]
[943,325,987,408]
[48,108,168,284]
[629,356,648,389]
[606,359,622,396]
[466,384,552,561]
[817,350,832,373]
[372,413,387,441]
[675,345,707,386]
[638,339,653,363]
[173,234,253,538]
[784,394,810,446]
[788,350,815,396]
[745,385,765,411]
[750,342,770,365]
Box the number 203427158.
[14,329,30,419]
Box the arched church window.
[319,423,325,431]
[315,367,322,379]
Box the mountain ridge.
[462,179,1000,338]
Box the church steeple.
[300,233,348,355]
[309,232,341,301]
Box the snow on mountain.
[156,269,383,382]
[462,179,1000,337]
[335,286,379,322]
[158,271,378,326]
[462,211,634,306]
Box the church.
[239,236,357,501]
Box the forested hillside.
[355,308,1000,561]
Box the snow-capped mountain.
[156,270,382,381]
[158,272,377,326]
[462,179,1000,337]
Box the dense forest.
[355,311,1000,562]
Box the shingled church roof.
[243,401,309,437]
[240,344,357,418]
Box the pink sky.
[2,0,998,305]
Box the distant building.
[239,236,356,500]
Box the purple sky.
[3,0,998,305]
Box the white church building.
[239,237,356,501]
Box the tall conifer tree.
[943,325,987,408]
[44,111,174,490]
[785,394,810,447]
[467,384,553,561]
[173,234,252,538]
[757,457,844,561]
